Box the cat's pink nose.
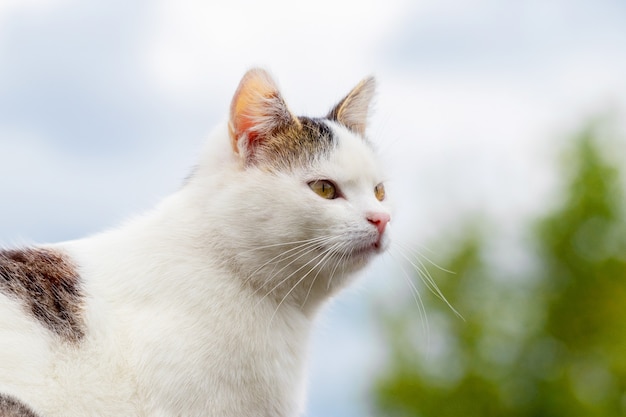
[367,212,390,235]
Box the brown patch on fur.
[257,116,336,171]
[0,394,41,417]
[0,248,85,343]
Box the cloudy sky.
[1,1,625,416]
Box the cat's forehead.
[259,116,381,181]
[313,122,383,182]
[259,116,335,170]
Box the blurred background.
[1,1,625,416]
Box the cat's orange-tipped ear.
[327,76,376,137]
[228,68,299,157]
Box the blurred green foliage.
[374,126,626,416]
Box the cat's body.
[0,69,391,417]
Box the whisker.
[326,241,351,291]
[386,251,430,342]
[262,242,348,332]
[398,241,456,275]
[270,241,345,323]
[301,241,344,308]
[253,236,342,306]
[237,235,331,255]
[392,243,463,320]
[243,236,333,285]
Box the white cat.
[0,68,391,417]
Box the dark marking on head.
[0,394,42,417]
[0,248,85,343]
[256,116,336,171]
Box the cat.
[0,68,391,417]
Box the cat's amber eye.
[309,180,337,199]
[374,183,386,201]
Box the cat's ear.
[228,68,299,158]
[327,76,376,137]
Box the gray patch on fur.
[0,394,41,417]
[0,248,85,343]
[256,116,336,171]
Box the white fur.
[0,121,390,417]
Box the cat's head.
[200,69,391,310]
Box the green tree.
[374,126,626,416]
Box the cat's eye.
[309,180,338,199]
[374,183,386,201]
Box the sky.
[1,1,625,416]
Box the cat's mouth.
[350,237,388,258]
